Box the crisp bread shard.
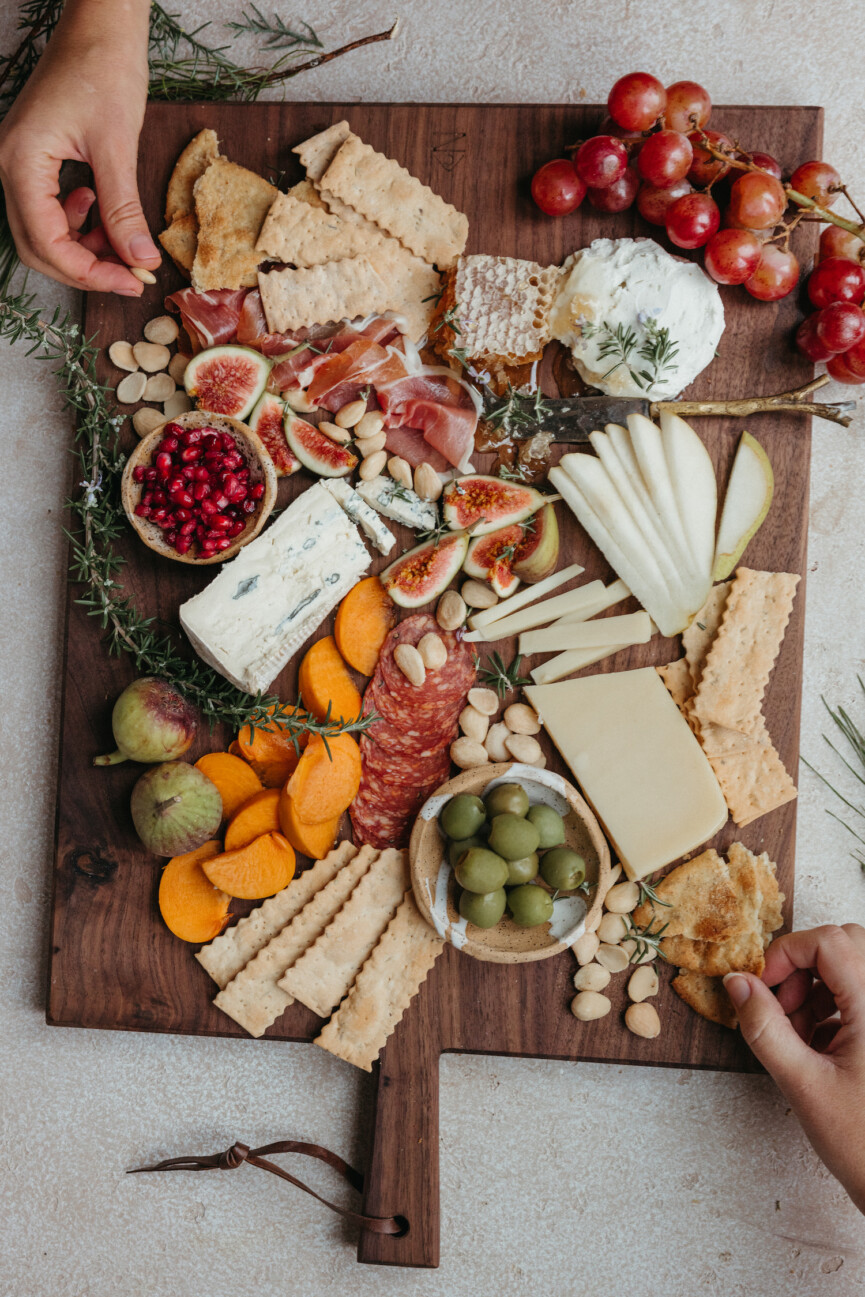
[319,133,468,269]
[655,659,693,710]
[159,212,198,277]
[293,121,352,182]
[258,256,389,334]
[278,849,408,1018]
[673,971,739,1030]
[256,192,385,267]
[159,128,221,277]
[451,254,561,365]
[212,844,376,1037]
[196,841,357,989]
[315,892,444,1071]
[191,157,277,291]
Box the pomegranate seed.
[176,490,195,508]
[193,482,209,501]
[237,468,250,480]
[222,473,238,496]
[200,498,218,516]
[175,535,193,555]
[174,508,192,522]
[144,466,158,482]
[164,422,184,436]
[219,433,235,451]
[192,466,209,481]
[154,451,171,472]
[209,515,232,531]
[168,474,185,492]
[251,483,265,500]
[160,435,178,453]
[132,466,146,483]
[141,490,154,506]
[211,492,229,510]
[151,507,167,522]
[229,519,245,537]
[242,499,257,514]
[135,504,151,518]
[216,537,232,551]
[182,427,202,444]
[152,490,167,505]
[180,445,201,463]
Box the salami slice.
[360,733,451,785]
[368,678,462,747]
[378,614,477,705]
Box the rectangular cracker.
[212,845,378,1037]
[367,240,442,342]
[656,658,693,709]
[293,121,352,183]
[320,133,468,269]
[693,569,800,734]
[278,849,408,1018]
[315,893,444,1071]
[452,254,561,364]
[196,841,357,989]
[683,581,732,687]
[191,157,277,291]
[258,256,389,334]
[700,722,798,826]
[256,191,385,266]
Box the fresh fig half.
[464,524,523,598]
[442,474,545,536]
[381,532,469,608]
[184,345,271,421]
[248,392,301,478]
[284,411,358,478]
[511,503,560,582]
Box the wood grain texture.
[49,102,821,1268]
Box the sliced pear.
[713,431,774,580]
[658,411,717,584]
[626,414,703,584]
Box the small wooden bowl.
[121,411,278,565]
[410,762,612,964]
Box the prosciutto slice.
[383,426,450,473]
[377,369,478,471]
[165,288,249,352]
[307,337,407,411]
[236,290,302,355]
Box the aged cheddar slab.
[526,667,728,880]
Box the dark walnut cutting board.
[49,102,821,1268]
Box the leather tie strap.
[129,1139,406,1237]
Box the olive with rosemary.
[458,887,507,928]
[526,803,566,849]
[540,846,586,892]
[440,793,486,841]
[484,782,530,818]
[508,883,554,927]
[488,813,540,861]
[455,847,509,894]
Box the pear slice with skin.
[713,431,774,580]
[658,411,718,586]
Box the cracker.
[258,256,389,334]
[288,179,328,210]
[196,841,357,989]
[191,158,277,291]
[256,192,386,267]
[683,582,732,687]
[165,128,220,224]
[367,241,442,342]
[319,134,468,269]
[212,845,377,1037]
[664,930,767,977]
[730,841,784,938]
[701,724,798,826]
[672,971,738,1030]
[293,121,352,183]
[158,213,197,277]
[693,569,800,734]
[656,658,694,710]
[452,255,561,365]
[278,849,408,1018]
[633,847,750,944]
[315,892,443,1071]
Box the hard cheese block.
[180,481,371,694]
[526,667,728,880]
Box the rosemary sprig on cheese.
[581,318,679,392]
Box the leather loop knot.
[218,1142,249,1170]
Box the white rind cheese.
[355,475,438,531]
[549,237,725,401]
[179,482,371,694]
[323,478,395,554]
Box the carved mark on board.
[432,131,466,173]
[68,847,118,883]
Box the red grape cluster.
[795,230,865,384]
[530,71,848,306]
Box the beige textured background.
[2,1,865,1293]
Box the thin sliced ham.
[236,290,302,355]
[165,288,249,352]
[378,369,478,471]
[307,337,407,411]
[384,426,450,473]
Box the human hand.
[0,0,159,295]
[725,924,865,1214]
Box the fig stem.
[93,749,128,767]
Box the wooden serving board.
[49,102,821,1268]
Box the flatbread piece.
[192,157,277,291]
[165,128,220,224]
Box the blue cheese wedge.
[355,474,438,531]
[179,482,371,694]
[323,478,395,555]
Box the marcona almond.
[436,589,466,631]
[627,965,659,1003]
[608,863,623,886]
[334,398,367,428]
[595,943,630,974]
[388,455,413,490]
[573,931,600,966]
[504,733,543,765]
[450,737,489,769]
[359,450,387,481]
[604,881,640,914]
[461,579,498,609]
[459,705,489,743]
[597,912,628,945]
[132,407,164,438]
[393,643,426,687]
[116,371,147,403]
[484,721,510,762]
[132,341,170,372]
[625,1002,661,1039]
[467,687,498,716]
[570,991,611,1021]
[358,431,387,457]
[573,963,611,992]
[129,266,157,284]
[503,703,540,735]
[168,352,189,383]
[417,632,447,671]
[143,315,179,345]
[143,372,175,402]
[414,461,442,501]
[163,391,192,419]
[354,410,385,439]
[318,420,352,444]
[108,341,137,372]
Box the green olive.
[526,804,566,849]
[540,846,586,892]
[455,847,509,894]
[448,836,486,870]
[505,852,539,885]
[440,794,486,841]
[487,813,540,861]
[484,782,530,818]
[507,883,554,927]
[458,887,507,928]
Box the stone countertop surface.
[2,2,865,1293]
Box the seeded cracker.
[319,133,469,269]
[258,257,390,334]
[191,158,277,291]
[256,192,385,267]
[196,841,357,989]
[315,891,444,1071]
[278,849,408,1018]
[212,844,377,1037]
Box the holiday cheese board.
[47,99,827,1268]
